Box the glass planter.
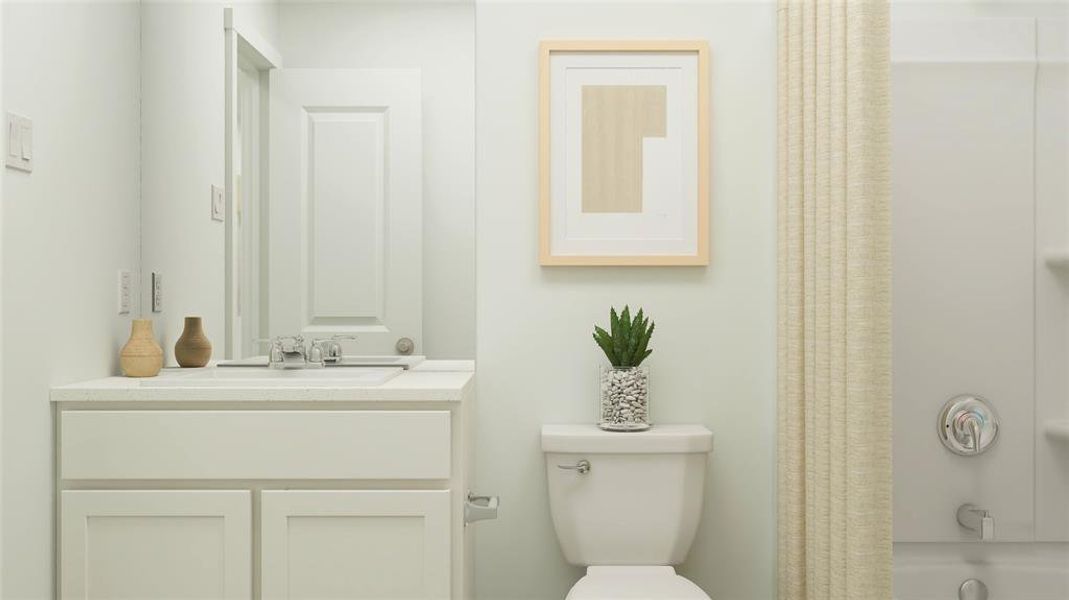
[598,365,651,431]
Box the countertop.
[51,362,475,403]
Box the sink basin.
[139,366,404,388]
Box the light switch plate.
[151,272,163,313]
[117,270,131,315]
[211,185,225,222]
[5,112,32,173]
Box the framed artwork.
[539,40,710,266]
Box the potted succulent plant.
[592,306,655,431]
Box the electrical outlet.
[117,270,131,315]
[211,185,225,222]
[151,272,163,313]
[5,112,33,173]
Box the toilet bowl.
[542,424,714,600]
[566,567,709,600]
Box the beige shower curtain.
[777,0,892,599]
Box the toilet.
[542,424,715,599]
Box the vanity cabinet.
[61,490,251,599]
[260,490,452,599]
[52,371,476,600]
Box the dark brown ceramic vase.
[175,316,212,368]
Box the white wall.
[140,0,279,365]
[891,17,1038,542]
[1033,15,1069,542]
[474,2,778,598]
[278,1,476,359]
[890,5,1069,595]
[2,3,141,597]
[891,3,1069,548]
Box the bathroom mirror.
[139,1,476,363]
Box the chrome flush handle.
[557,459,591,474]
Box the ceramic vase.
[174,316,212,368]
[120,319,164,377]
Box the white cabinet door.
[60,490,251,600]
[261,490,451,599]
[269,68,422,355]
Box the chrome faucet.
[268,335,310,369]
[957,504,994,542]
[267,334,357,369]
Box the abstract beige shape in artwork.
[581,85,667,213]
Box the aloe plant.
[592,305,655,368]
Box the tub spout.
[957,503,994,542]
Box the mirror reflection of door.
[227,65,423,359]
[232,58,267,360]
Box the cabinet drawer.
[60,410,451,480]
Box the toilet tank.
[542,424,714,566]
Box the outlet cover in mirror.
[211,185,225,222]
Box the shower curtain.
[776,0,891,599]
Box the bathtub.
[894,543,1069,600]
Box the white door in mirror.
[269,69,423,355]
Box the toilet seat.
[566,566,711,599]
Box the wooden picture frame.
[539,40,710,266]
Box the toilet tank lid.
[541,424,713,454]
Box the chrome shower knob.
[938,395,999,456]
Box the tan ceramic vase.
[175,316,212,368]
[120,319,164,377]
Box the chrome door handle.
[557,459,590,474]
[465,492,499,524]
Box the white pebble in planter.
[598,365,650,431]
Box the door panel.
[261,490,450,599]
[60,490,251,600]
[270,69,422,355]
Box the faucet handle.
[307,340,327,367]
[268,340,284,364]
[938,395,1000,456]
[311,335,357,363]
[265,335,309,369]
[268,335,305,353]
[330,334,358,358]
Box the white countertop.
[51,362,474,403]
